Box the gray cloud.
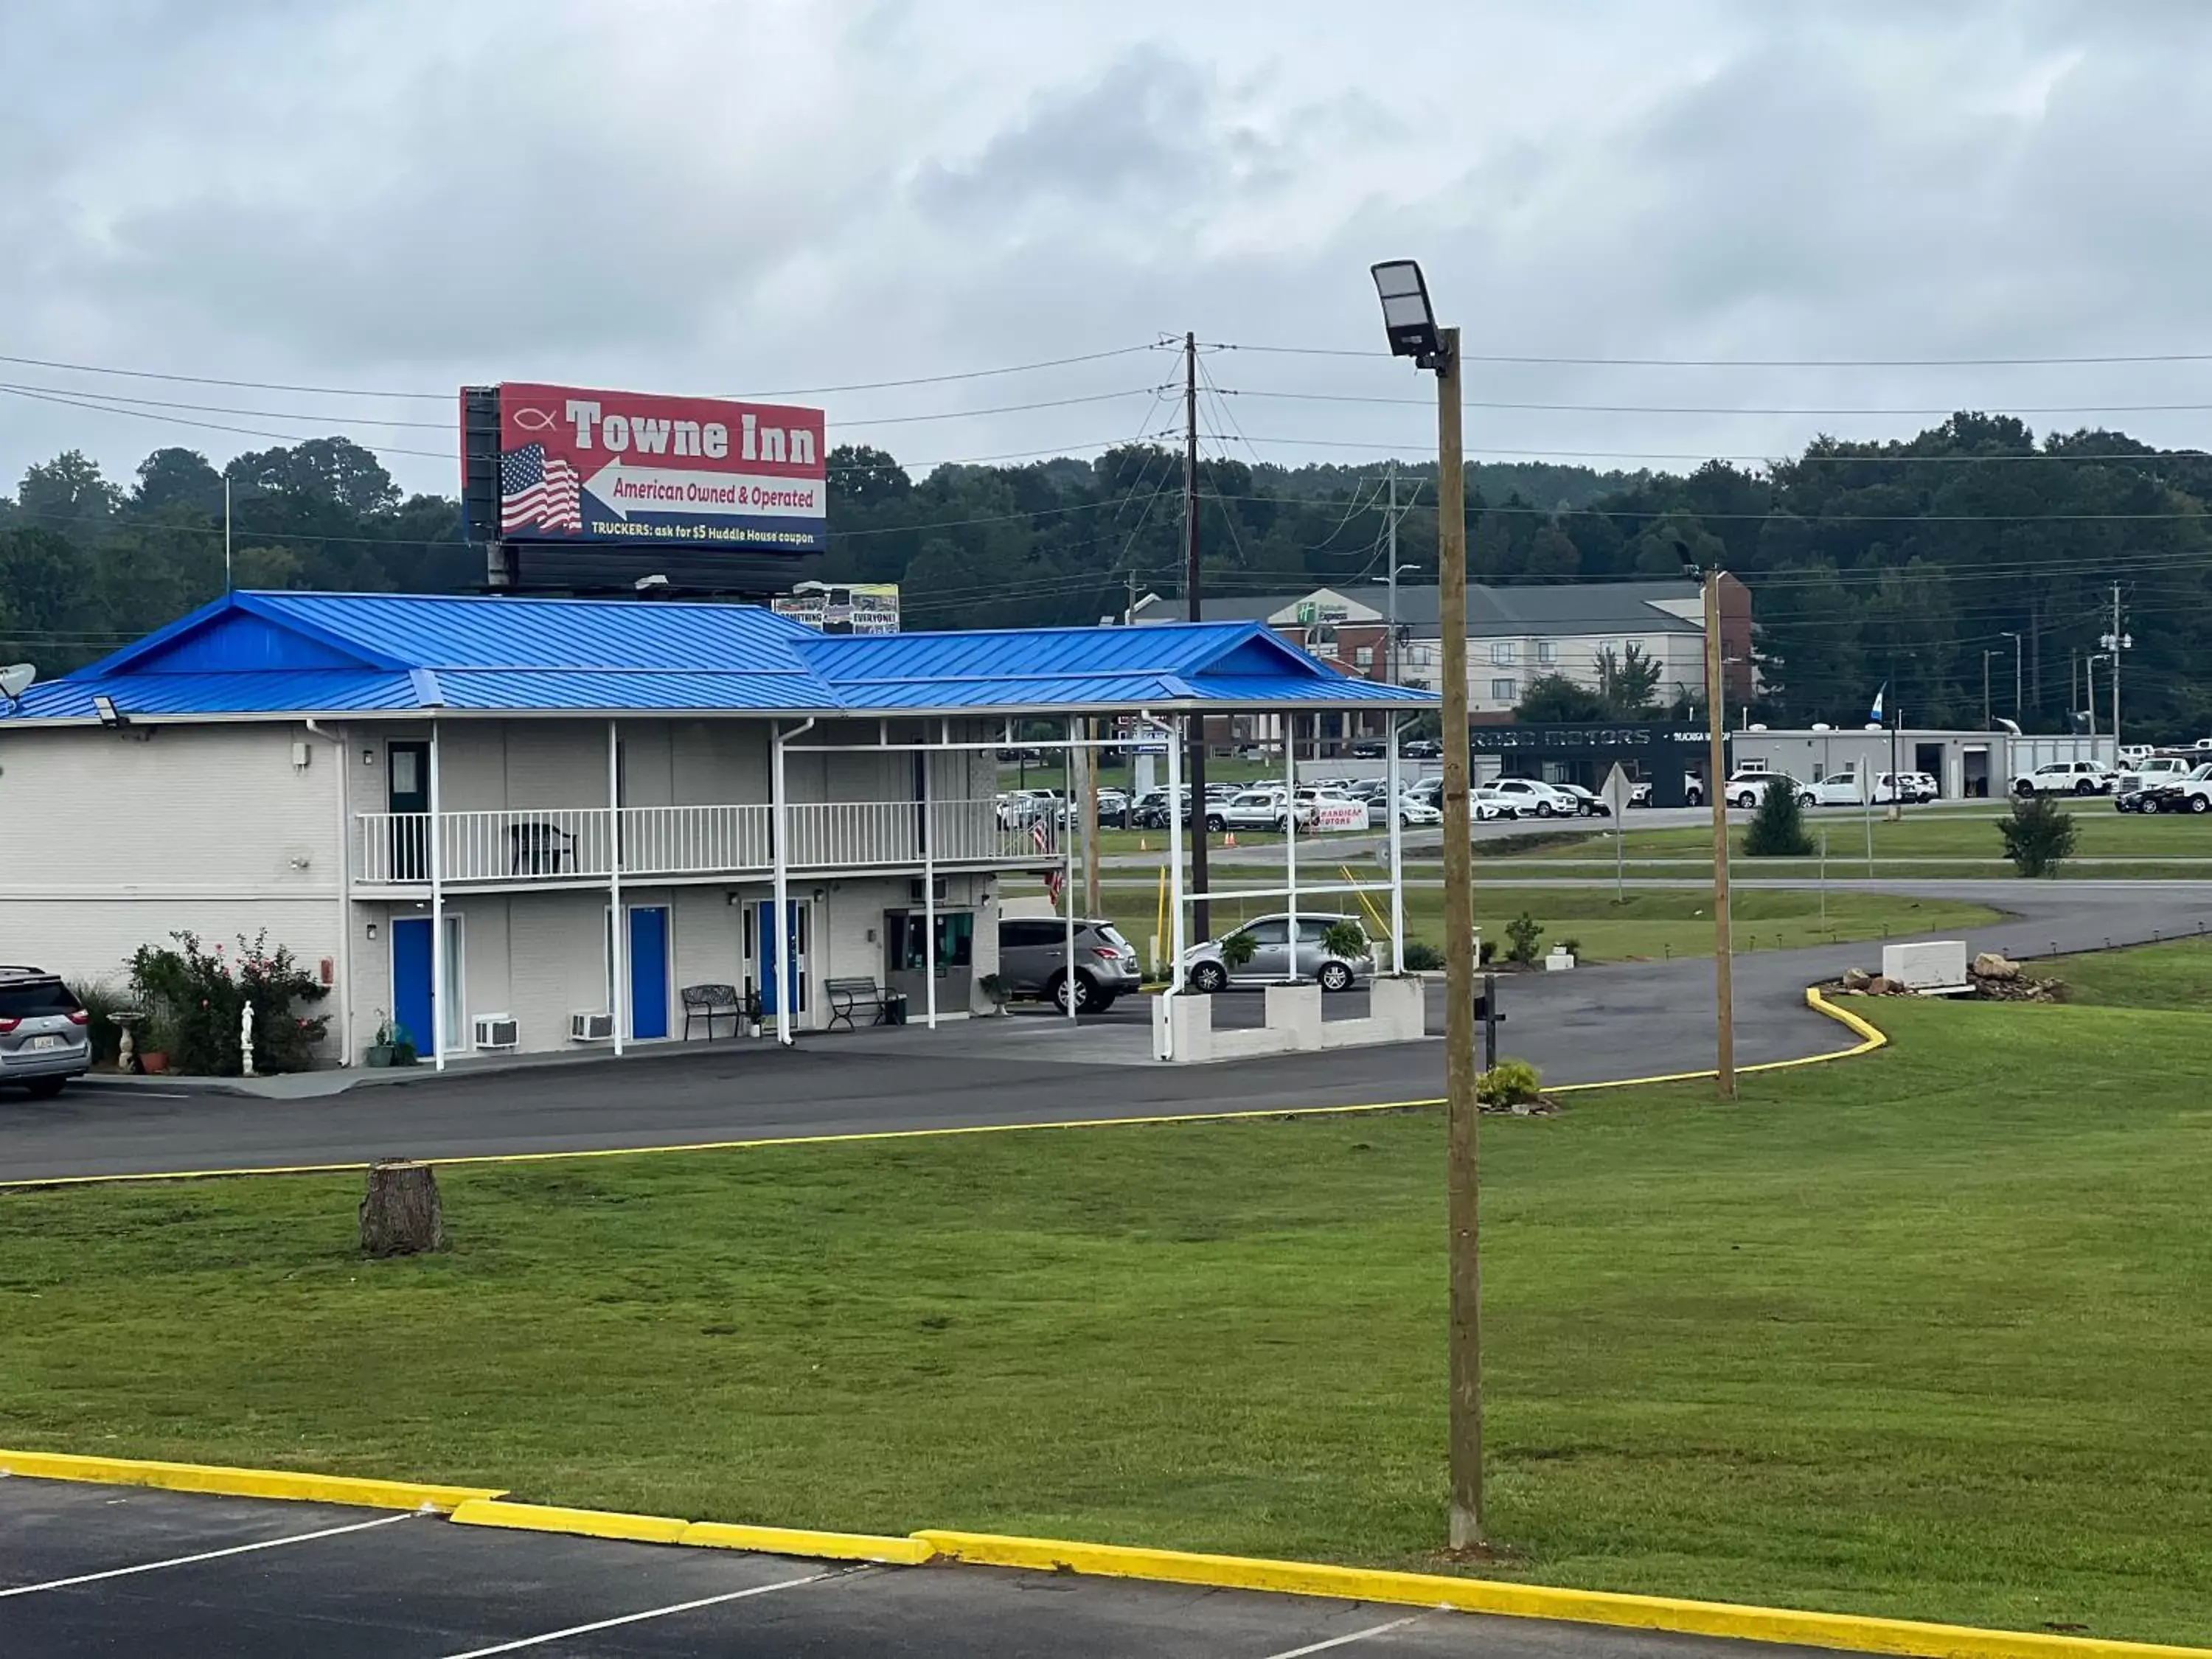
[6,0,2212,501]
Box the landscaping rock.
[1971,952,2020,981]
[1840,967,1872,991]
[1863,974,1898,995]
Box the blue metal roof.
[2,591,1434,724]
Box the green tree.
[1596,642,1663,714]
[132,448,226,515]
[18,450,121,532]
[1999,796,2077,877]
[1743,776,1815,857]
[1514,674,1609,723]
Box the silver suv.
[1181,914,1374,993]
[0,967,92,1096]
[997,918,1142,1013]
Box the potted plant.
[137,1013,173,1076]
[366,1012,398,1068]
[978,973,1009,1013]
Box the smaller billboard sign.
[1312,800,1368,831]
[480,382,827,555]
[771,582,900,635]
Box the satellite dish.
[0,664,35,703]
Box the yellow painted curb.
[0,1447,501,1514]
[448,1497,688,1545]
[682,1520,932,1565]
[914,1531,2211,1659]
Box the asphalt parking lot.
[0,1480,1854,1658]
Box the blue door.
[755,901,807,1018]
[391,918,434,1054]
[628,906,670,1040]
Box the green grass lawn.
[1534,806,2212,865]
[2056,935,2212,1010]
[6,978,2210,1641]
[1096,883,1997,964]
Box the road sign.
[1600,763,1635,817]
[1602,764,1633,902]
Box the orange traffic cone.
[1224,832,1237,848]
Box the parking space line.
[436,1567,856,1657]
[0,1510,415,1597]
[1257,1616,1425,1658]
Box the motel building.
[0,591,1426,1068]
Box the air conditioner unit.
[569,1010,615,1043]
[473,1014,519,1051]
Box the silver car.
[0,967,93,1096]
[1181,913,1373,993]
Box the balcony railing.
[353,799,1040,887]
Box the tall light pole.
[2100,587,2131,757]
[1983,649,1997,728]
[1373,258,1482,1551]
[2002,631,2023,719]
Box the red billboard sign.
[486,382,827,554]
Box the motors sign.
[476,382,827,554]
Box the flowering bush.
[128,931,330,1075]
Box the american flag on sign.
[501,443,582,532]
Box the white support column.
[1284,712,1298,984]
[1063,718,1077,1020]
[608,719,625,1059]
[429,719,445,1073]
[771,720,793,1046]
[1166,716,1186,997]
[922,725,938,1031]
[1386,712,1405,975]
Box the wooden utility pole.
[1436,325,1483,1551]
[1704,570,1736,1099]
[1184,330,1209,939]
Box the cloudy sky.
[7,0,2212,501]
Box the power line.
[1218,387,2212,417]
[1210,341,2212,369]
[0,342,1164,403]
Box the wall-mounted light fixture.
[91,694,129,728]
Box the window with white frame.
[1490,640,1516,665]
[1354,644,1374,669]
[1490,678,1517,701]
[1535,640,1556,665]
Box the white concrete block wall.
[0,723,348,1054]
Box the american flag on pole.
[500,443,582,532]
[1033,818,1064,902]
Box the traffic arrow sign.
[584,457,824,521]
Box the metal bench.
[824,976,892,1030]
[680,983,751,1040]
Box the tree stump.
[359,1160,443,1256]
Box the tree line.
[4,412,2208,739]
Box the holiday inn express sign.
[468,382,828,554]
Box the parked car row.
[995,911,1374,1013]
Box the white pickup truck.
[2013,759,2115,797]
